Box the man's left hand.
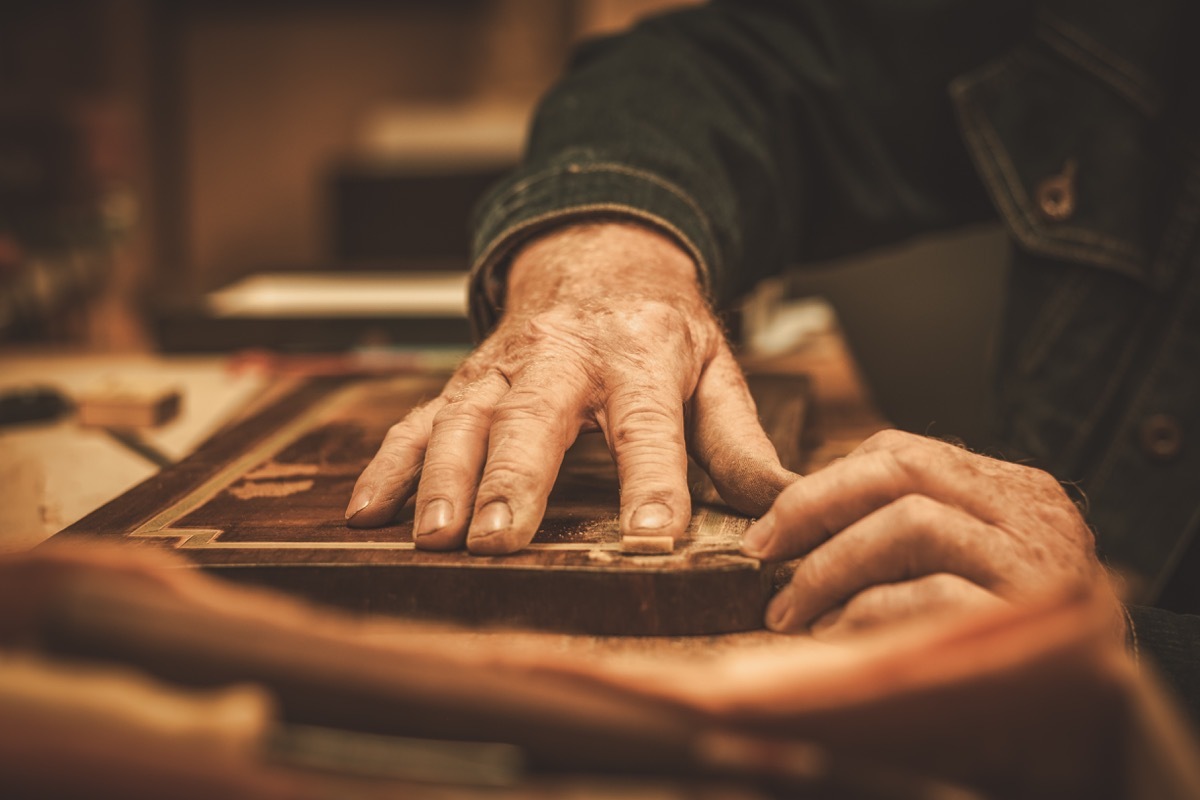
[740,430,1123,640]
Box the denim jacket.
[469,0,1200,721]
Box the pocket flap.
[951,44,1164,286]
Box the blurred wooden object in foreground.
[2,543,1198,800]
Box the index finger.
[740,435,1015,561]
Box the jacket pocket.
[951,40,1166,287]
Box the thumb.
[688,346,800,515]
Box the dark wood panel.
[54,371,810,635]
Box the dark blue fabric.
[1128,605,1200,725]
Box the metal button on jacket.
[1140,413,1184,461]
[1035,159,1078,222]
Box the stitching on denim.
[487,161,718,256]
[473,203,713,287]
[574,163,718,245]
[469,203,716,333]
[972,113,1145,260]
[1038,10,1151,88]
[958,105,1145,272]
[492,164,564,207]
[953,67,1147,273]
[1036,10,1161,116]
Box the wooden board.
[52,372,810,635]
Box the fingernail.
[345,488,373,520]
[630,502,672,532]
[766,584,794,631]
[415,499,452,537]
[473,501,512,536]
[741,512,775,556]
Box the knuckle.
[862,428,914,451]
[839,594,887,632]
[617,439,685,469]
[1029,466,1069,499]
[890,493,940,530]
[877,443,940,488]
[417,460,472,488]
[433,396,493,431]
[627,488,689,509]
[386,408,433,443]
[367,450,420,483]
[875,447,915,485]
[493,391,564,428]
[921,573,968,604]
[384,419,412,440]
[610,404,680,446]
[478,456,542,496]
[379,430,425,463]
[506,382,563,411]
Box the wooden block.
[619,535,674,555]
[76,386,181,429]
[52,372,811,635]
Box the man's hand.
[347,221,796,554]
[741,430,1125,640]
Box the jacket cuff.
[469,156,719,340]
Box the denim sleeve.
[1127,604,1200,728]
[469,0,1033,336]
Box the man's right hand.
[345,221,797,554]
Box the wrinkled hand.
[741,430,1124,640]
[347,222,796,554]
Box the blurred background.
[0,0,1006,443]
